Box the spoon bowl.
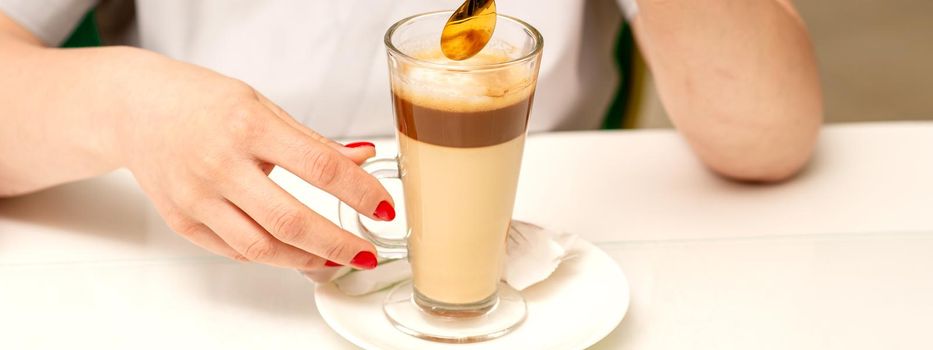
[440,0,497,60]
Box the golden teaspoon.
[440,0,497,60]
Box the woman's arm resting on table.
[630,0,822,181]
[0,12,390,279]
[0,14,128,195]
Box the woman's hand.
[115,54,395,279]
[0,9,388,281]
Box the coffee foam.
[392,49,536,113]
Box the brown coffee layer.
[393,93,533,148]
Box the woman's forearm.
[0,22,161,195]
[632,0,822,181]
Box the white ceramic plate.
[315,238,629,350]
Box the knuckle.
[225,104,266,143]
[324,243,349,261]
[172,184,211,214]
[242,238,277,261]
[160,208,188,228]
[230,254,250,263]
[224,79,258,98]
[304,150,343,188]
[353,178,377,210]
[188,147,236,184]
[214,247,249,262]
[171,220,204,238]
[198,151,228,176]
[161,208,202,237]
[269,206,308,242]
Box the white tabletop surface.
[1,122,931,349]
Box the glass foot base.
[382,282,527,343]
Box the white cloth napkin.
[327,220,578,296]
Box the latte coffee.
[390,50,536,307]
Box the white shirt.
[1,0,637,139]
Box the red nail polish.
[324,260,343,267]
[345,141,375,149]
[373,200,396,221]
[350,251,378,269]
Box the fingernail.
[373,200,396,221]
[350,251,378,270]
[324,260,343,267]
[345,141,375,149]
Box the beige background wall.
[632,0,933,128]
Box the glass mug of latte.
[337,11,542,343]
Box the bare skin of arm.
[0,12,391,280]
[630,0,822,181]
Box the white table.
[1,122,932,349]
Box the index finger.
[251,118,396,222]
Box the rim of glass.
[384,11,544,72]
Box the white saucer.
[315,238,629,350]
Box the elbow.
[0,184,24,198]
[704,142,816,183]
[685,110,822,184]
[0,172,39,198]
[0,186,20,198]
